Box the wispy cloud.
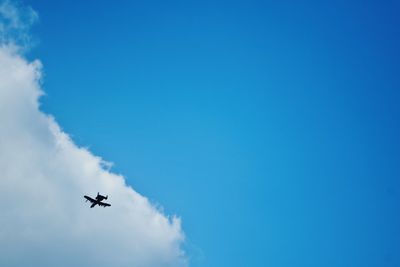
[0,1,186,266]
[0,0,37,50]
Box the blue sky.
[24,0,400,266]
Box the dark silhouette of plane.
[84,193,111,208]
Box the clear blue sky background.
[26,0,399,266]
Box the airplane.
[84,192,111,208]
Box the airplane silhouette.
[84,193,111,208]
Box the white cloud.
[0,2,186,267]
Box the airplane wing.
[84,195,96,203]
[98,201,111,207]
